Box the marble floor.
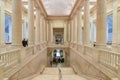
[32,67,88,80]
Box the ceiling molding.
[35,0,47,17]
[47,16,69,20]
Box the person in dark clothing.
[25,39,28,47]
[22,38,26,47]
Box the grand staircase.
[20,67,98,80]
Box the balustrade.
[83,46,120,71]
[0,49,20,68]
[0,61,4,80]
[99,50,120,70]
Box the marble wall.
[70,49,111,80]
[9,49,47,80]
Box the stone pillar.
[84,0,90,45]
[28,0,34,45]
[96,0,107,46]
[36,9,40,44]
[44,19,47,43]
[73,17,76,43]
[68,21,70,42]
[12,0,22,45]
[77,9,82,45]
[71,20,74,43]
[0,1,5,45]
[48,21,51,44]
[64,22,67,43]
[46,21,49,42]
[40,15,43,44]
[74,15,78,44]
[42,17,45,43]
[118,2,120,46]
[112,0,119,47]
[51,24,53,43]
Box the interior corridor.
[0,0,120,80]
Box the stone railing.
[99,49,120,71]
[0,49,21,68]
[0,61,4,80]
[84,46,120,72]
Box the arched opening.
[47,49,69,67]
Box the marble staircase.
[29,67,98,80]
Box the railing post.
[0,61,4,80]
[118,55,120,79]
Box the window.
[107,15,113,44]
[5,14,12,43]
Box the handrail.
[58,68,62,80]
[84,45,120,71]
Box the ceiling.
[22,0,97,16]
[41,0,77,16]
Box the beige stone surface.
[42,68,59,75]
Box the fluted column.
[0,1,5,45]
[42,17,45,43]
[48,21,51,44]
[68,21,70,42]
[70,20,72,43]
[36,9,40,44]
[64,22,67,43]
[28,0,34,45]
[51,24,53,43]
[40,15,43,43]
[117,0,120,44]
[112,0,119,46]
[84,0,90,45]
[45,20,47,42]
[77,9,82,45]
[73,17,76,43]
[12,0,22,45]
[75,15,78,44]
[71,20,74,43]
[96,0,107,46]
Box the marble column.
[70,20,72,43]
[45,19,47,42]
[112,0,119,47]
[51,24,53,43]
[12,0,22,45]
[42,17,45,43]
[28,0,34,45]
[48,21,51,44]
[75,15,78,44]
[73,17,76,43]
[77,9,82,45]
[64,22,67,43]
[36,9,40,44]
[0,1,5,45]
[40,15,43,44]
[96,0,107,46]
[117,0,120,44]
[71,20,74,43]
[84,0,90,45]
[46,21,49,42]
[68,21,70,42]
